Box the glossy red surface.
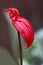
[6,8,34,48]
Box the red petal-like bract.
[5,8,34,48]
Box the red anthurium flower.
[5,8,34,48]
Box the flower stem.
[18,32,22,65]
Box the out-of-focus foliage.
[22,28,43,65]
[0,47,18,65]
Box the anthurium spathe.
[5,8,34,48]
